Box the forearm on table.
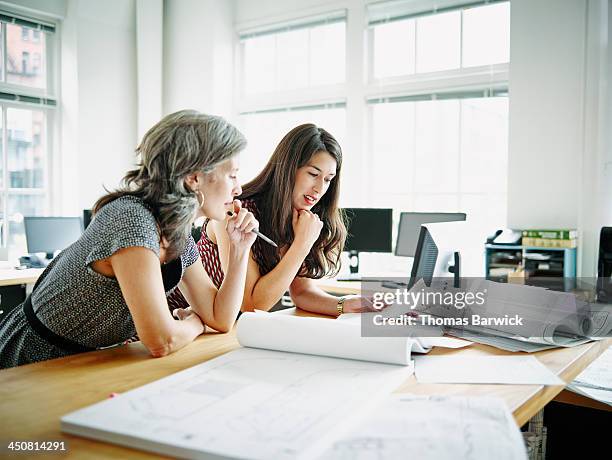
[291,285,342,316]
[210,249,249,331]
[248,244,310,311]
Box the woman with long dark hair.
[168,123,376,316]
[0,110,258,368]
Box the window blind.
[239,10,346,40]
[367,0,507,26]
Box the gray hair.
[94,110,246,259]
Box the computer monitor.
[597,227,612,303]
[342,208,393,275]
[83,209,93,229]
[409,221,466,288]
[396,212,466,257]
[24,217,83,259]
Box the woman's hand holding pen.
[226,199,258,253]
[292,209,323,251]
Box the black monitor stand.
[340,251,404,285]
[337,250,362,281]
[349,250,360,275]
[448,251,461,288]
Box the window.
[0,12,57,256]
[240,12,346,95]
[32,52,40,73]
[366,0,510,273]
[369,92,508,220]
[21,51,29,74]
[370,1,510,79]
[235,1,510,274]
[7,22,48,88]
[238,11,347,181]
[240,104,346,183]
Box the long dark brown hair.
[94,110,246,260]
[240,124,346,278]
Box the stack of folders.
[521,229,577,248]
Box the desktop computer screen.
[409,226,439,288]
[343,208,393,253]
[341,208,393,277]
[395,212,466,257]
[598,227,612,303]
[25,217,83,258]
[409,222,465,288]
[83,209,93,230]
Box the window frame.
[366,90,509,210]
[0,8,59,250]
[365,1,510,91]
[236,10,348,114]
[362,0,510,216]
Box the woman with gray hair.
[0,110,257,368]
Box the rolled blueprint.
[236,312,424,365]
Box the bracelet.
[336,296,346,316]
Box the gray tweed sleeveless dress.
[0,196,199,369]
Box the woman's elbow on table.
[143,337,173,358]
[210,320,232,334]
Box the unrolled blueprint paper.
[62,347,413,460]
[318,394,527,460]
[414,355,563,385]
[568,345,612,405]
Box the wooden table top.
[0,308,609,459]
[0,268,43,287]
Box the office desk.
[0,268,43,322]
[0,311,609,459]
[316,278,612,412]
[0,267,43,287]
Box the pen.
[226,211,278,247]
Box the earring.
[195,189,205,209]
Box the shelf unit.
[485,244,577,291]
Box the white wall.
[579,0,610,277]
[61,0,137,213]
[507,0,610,276]
[163,0,234,118]
[136,0,163,140]
[507,0,586,230]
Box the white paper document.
[62,347,412,460]
[414,355,564,385]
[568,345,612,405]
[318,394,527,460]
[568,385,612,405]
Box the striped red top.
[166,199,263,312]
